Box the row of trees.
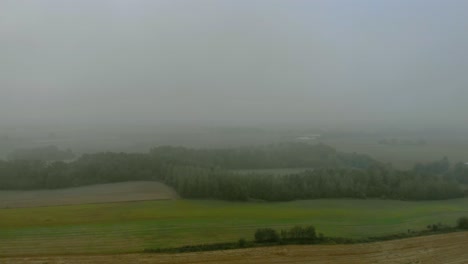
[166,166,463,201]
[145,217,468,253]
[149,143,378,169]
[254,225,318,243]
[0,143,465,201]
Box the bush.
[254,228,280,243]
[457,217,468,229]
[280,225,317,242]
[238,238,247,247]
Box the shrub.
[457,217,468,229]
[254,228,280,243]
[280,225,317,242]
[238,238,247,247]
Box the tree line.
[0,143,466,201]
[7,145,75,161]
[144,216,468,253]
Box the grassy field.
[322,138,468,169]
[2,198,468,256]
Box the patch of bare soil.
[0,181,179,208]
[2,232,467,264]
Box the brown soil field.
[0,181,179,208]
[2,232,467,264]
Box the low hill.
[0,181,179,208]
[2,232,467,263]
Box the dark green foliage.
[318,233,325,241]
[144,242,239,253]
[280,225,317,242]
[238,238,247,247]
[457,217,468,229]
[452,162,468,184]
[149,143,377,170]
[254,228,280,243]
[144,222,462,254]
[427,223,443,232]
[257,225,316,244]
[413,157,450,175]
[0,143,464,201]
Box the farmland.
[3,231,468,264]
[2,197,468,257]
[0,181,179,208]
[322,137,468,169]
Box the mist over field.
[2,0,468,129]
[4,2,468,262]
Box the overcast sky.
[2,0,468,127]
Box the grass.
[2,198,468,256]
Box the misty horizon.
[2,0,468,128]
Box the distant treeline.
[377,138,427,146]
[0,143,466,201]
[7,145,75,161]
[149,143,375,169]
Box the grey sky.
[2,0,468,126]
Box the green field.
[2,198,468,256]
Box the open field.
[2,232,468,263]
[2,198,468,256]
[322,138,468,169]
[0,181,179,208]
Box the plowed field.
[0,181,179,208]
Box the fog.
[2,0,468,128]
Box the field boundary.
[143,225,467,254]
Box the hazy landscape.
[2,0,468,263]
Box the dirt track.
[2,232,467,264]
[0,181,179,208]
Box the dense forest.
[0,143,466,201]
